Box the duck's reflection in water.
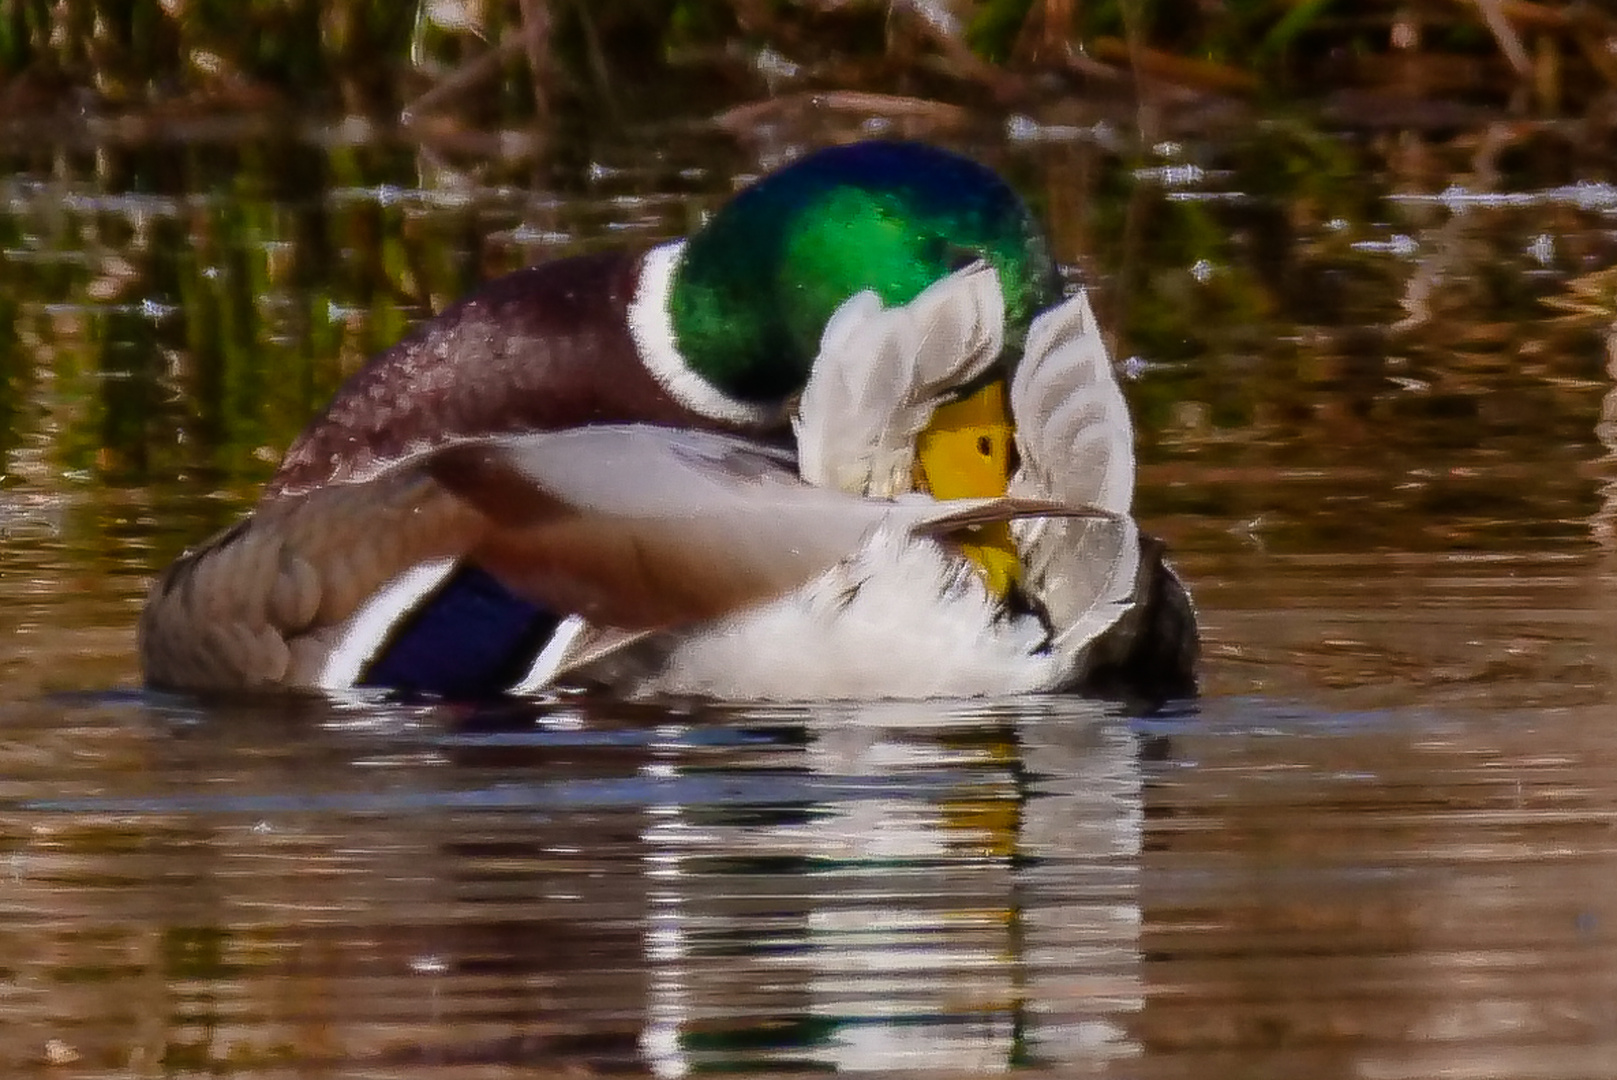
[27,692,1617,1076]
[634,699,1144,1076]
[0,693,1156,1075]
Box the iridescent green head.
[665,141,1061,407]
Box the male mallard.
[139,141,1197,701]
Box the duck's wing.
[1007,289,1145,666]
[427,425,1076,630]
[137,467,488,691]
[138,425,1079,694]
[794,261,1005,496]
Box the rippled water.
[5,116,1617,1075]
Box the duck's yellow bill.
[913,380,1021,598]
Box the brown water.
[4,116,1617,1076]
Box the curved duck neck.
[640,142,1063,421]
[626,240,782,429]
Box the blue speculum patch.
[362,564,562,699]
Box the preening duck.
[138,140,1197,701]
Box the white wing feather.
[794,261,1005,496]
[1011,287,1134,514]
[1007,289,1142,666]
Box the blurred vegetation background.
[6,0,1617,128]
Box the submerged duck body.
[139,141,1197,702]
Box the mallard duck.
[138,140,1197,701]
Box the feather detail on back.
[1006,289,1143,670]
[794,261,1005,496]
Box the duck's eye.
[977,434,994,457]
